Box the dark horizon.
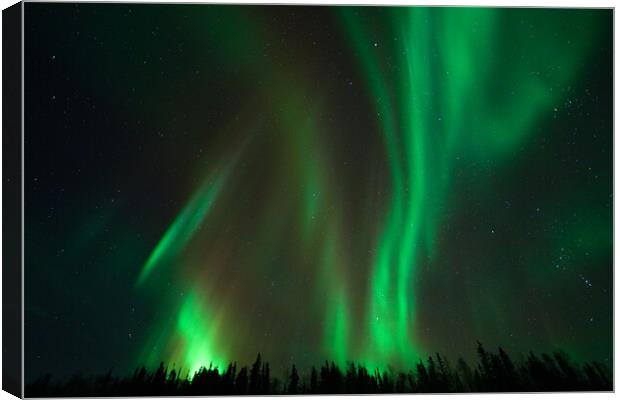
[26,343,612,396]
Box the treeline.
[26,343,612,396]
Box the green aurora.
[25,4,612,380]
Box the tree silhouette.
[24,343,612,396]
[309,366,318,393]
[248,353,261,394]
[234,366,248,395]
[287,364,299,394]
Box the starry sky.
[24,4,612,382]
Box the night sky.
[24,4,612,382]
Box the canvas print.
[19,3,612,396]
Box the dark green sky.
[24,4,612,381]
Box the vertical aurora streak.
[338,6,607,368]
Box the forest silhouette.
[26,343,612,396]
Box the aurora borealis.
[24,3,612,382]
